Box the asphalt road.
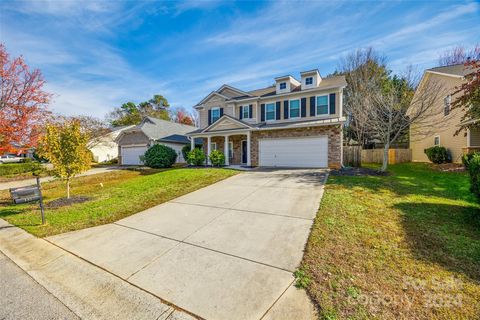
[0,251,79,320]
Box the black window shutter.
[310,96,315,116]
[275,102,281,120]
[301,98,307,117]
[329,93,336,114]
[239,106,243,120]
[283,100,289,119]
[220,108,224,117]
[261,104,265,121]
[208,109,212,125]
[249,104,253,119]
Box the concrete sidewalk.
[0,219,196,320]
[0,166,120,191]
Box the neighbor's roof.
[427,63,475,77]
[156,134,190,144]
[119,116,195,142]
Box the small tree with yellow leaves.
[38,120,91,198]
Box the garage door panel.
[259,137,328,168]
[121,146,147,165]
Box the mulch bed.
[331,167,390,176]
[430,163,465,172]
[46,196,92,209]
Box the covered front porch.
[190,130,252,167]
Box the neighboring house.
[187,70,346,168]
[89,125,135,163]
[410,63,477,163]
[116,117,196,165]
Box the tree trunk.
[66,178,70,199]
[381,144,389,172]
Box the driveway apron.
[48,169,327,320]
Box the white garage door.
[259,136,328,168]
[121,146,147,165]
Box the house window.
[266,103,275,121]
[211,142,217,151]
[228,142,233,159]
[211,107,220,123]
[434,136,440,146]
[444,95,451,116]
[316,95,329,115]
[242,105,250,119]
[306,77,313,85]
[279,82,287,90]
[289,99,300,118]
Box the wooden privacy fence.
[343,147,412,166]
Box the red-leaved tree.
[174,108,194,125]
[0,44,51,153]
[452,59,480,134]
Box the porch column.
[207,136,211,165]
[190,137,195,151]
[246,131,251,167]
[224,135,230,166]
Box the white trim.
[211,142,217,151]
[230,85,346,103]
[265,102,276,121]
[288,98,301,119]
[434,135,440,146]
[467,128,471,147]
[217,84,253,97]
[426,70,463,79]
[121,143,148,148]
[315,94,330,116]
[228,141,233,159]
[241,105,250,119]
[305,77,313,85]
[202,114,252,133]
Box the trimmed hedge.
[143,144,178,168]
[187,148,206,166]
[462,153,480,201]
[182,144,202,162]
[0,162,42,176]
[424,146,451,164]
[209,150,225,167]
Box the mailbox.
[9,177,46,225]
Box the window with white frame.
[434,136,440,146]
[266,103,275,120]
[228,142,233,159]
[211,107,220,123]
[305,77,313,85]
[211,142,217,151]
[242,105,250,119]
[316,95,329,115]
[289,99,300,118]
[444,95,451,116]
[279,82,287,90]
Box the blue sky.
[1,0,479,119]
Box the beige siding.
[218,87,242,98]
[410,73,466,163]
[208,118,246,131]
[198,95,232,128]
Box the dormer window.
[279,82,287,90]
[306,77,313,85]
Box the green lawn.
[0,168,237,237]
[301,163,480,320]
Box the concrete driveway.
[48,169,327,320]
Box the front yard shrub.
[187,148,206,166]
[143,144,177,168]
[463,153,480,200]
[209,150,225,167]
[182,144,202,162]
[0,162,43,176]
[424,146,451,164]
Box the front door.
[241,140,247,164]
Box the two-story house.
[187,70,347,168]
[410,63,479,163]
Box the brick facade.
[201,124,342,168]
[250,125,342,168]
